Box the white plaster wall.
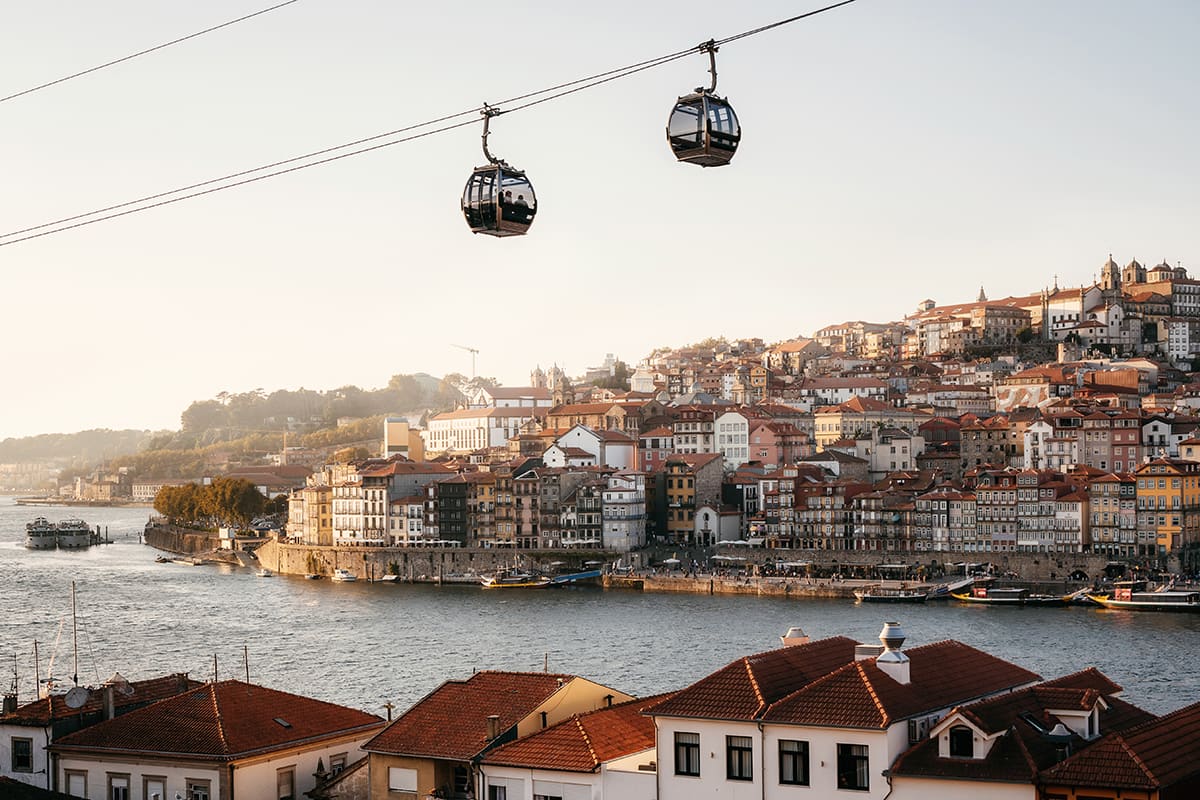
[889,775,1033,800]
[0,725,50,788]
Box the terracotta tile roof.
[50,680,383,758]
[762,641,1039,729]
[364,671,579,760]
[664,453,723,470]
[482,694,671,772]
[1041,701,1200,790]
[645,637,859,721]
[640,426,675,438]
[2,673,200,727]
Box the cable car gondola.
[666,41,740,167]
[461,107,537,236]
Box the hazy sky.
[1,1,1196,440]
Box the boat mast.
[71,581,79,687]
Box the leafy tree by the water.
[154,477,265,528]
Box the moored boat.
[1089,580,1200,612]
[56,518,93,549]
[25,517,58,549]
[853,586,928,603]
[255,568,273,578]
[950,585,1072,607]
[331,568,358,582]
[481,569,551,589]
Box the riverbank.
[15,496,153,507]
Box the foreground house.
[479,693,671,800]
[646,623,1040,800]
[48,679,384,800]
[0,673,200,790]
[363,670,633,799]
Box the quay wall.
[144,524,220,555]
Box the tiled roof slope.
[51,680,383,758]
[2,673,200,726]
[645,637,859,721]
[364,671,578,760]
[762,641,1040,728]
[483,693,673,773]
[891,671,1155,785]
[1041,701,1200,790]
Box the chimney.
[874,621,911,685]
[2,693,16,714]
[780,626,810,647]
[486,714,500,740]
[104,685,116,720]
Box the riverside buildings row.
[5,623,1199,800]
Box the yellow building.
[364,671,632,799]
[1134,457,1200,556]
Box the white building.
[48,680,383,800]
[423,407,538,454]
[647,624,1039,800]
[601,473,647,553]
[715,410,754,469]
[550,425,636,470]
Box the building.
[646,623,1038,800]
[663,453,724,545]
[479,694,668,800]
[0,674,200,791]
[48,680,384,800]
[362,671,632,800]
[601,472,647,552]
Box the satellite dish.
[64,686,90,709]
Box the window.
[836,743,870,791]
[188,780,211,800]
[385,767,419,793]
[108,774,131,800]
[330,753,348,775]
[144,777,167,800]
[726,735,753,780]
[65,771,87,798]
[277,767,295,800]
[674,731,701,776]
[949,725,974,757]
[11,737,33,772]
[778,739,809,785]
[488,788,507,800]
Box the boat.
[331,568,358,582]
[56,519,93,549]
[853,586,928,603]
[1089,580,1200,612]
[171,557,204,566]
[548,568,603,586]
[303,573,322,580]
[480,569,552,589]
[25,517,58,549]
[950,585,1072,607]
[255,568,273,578]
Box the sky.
[1,0,1197,440]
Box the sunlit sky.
[1,0,1196,440]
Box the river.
[2,498,1198,719]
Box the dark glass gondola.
[461,108,536,236]
[666,41,740,167]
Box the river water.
[2,498,1198,718]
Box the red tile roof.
[482,694,672,772]
[645,637,860,721]
[1041,701,1200,790]
[50,680,383,759]
[364,671,580,760]
[2,674,200,727]
[762,641,1039,728]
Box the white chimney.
[875,621,910,685]
[780,626,810,646]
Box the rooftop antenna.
[212,654,218,682]
[243,645,250,684]
[71,581,79,687]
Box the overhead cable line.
[0,0,303,104]
[0,0,858,248]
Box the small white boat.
[255,568,273,578]
[481,569,551,589]
[303,573,321,580]
[331,568,358,582]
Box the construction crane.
[452,344,479,379]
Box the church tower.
[1122,258,1145,287]
[530,365,546,389]
[1100,254,1120,293]
[977,286,988,303]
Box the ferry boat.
[56,519,93,549]
[25,517,58,549]
[853,586,928,603]
[330,568,358,582]
[1089,580,1200,612]
[480,569,552,589]
[950,585,1073,607]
